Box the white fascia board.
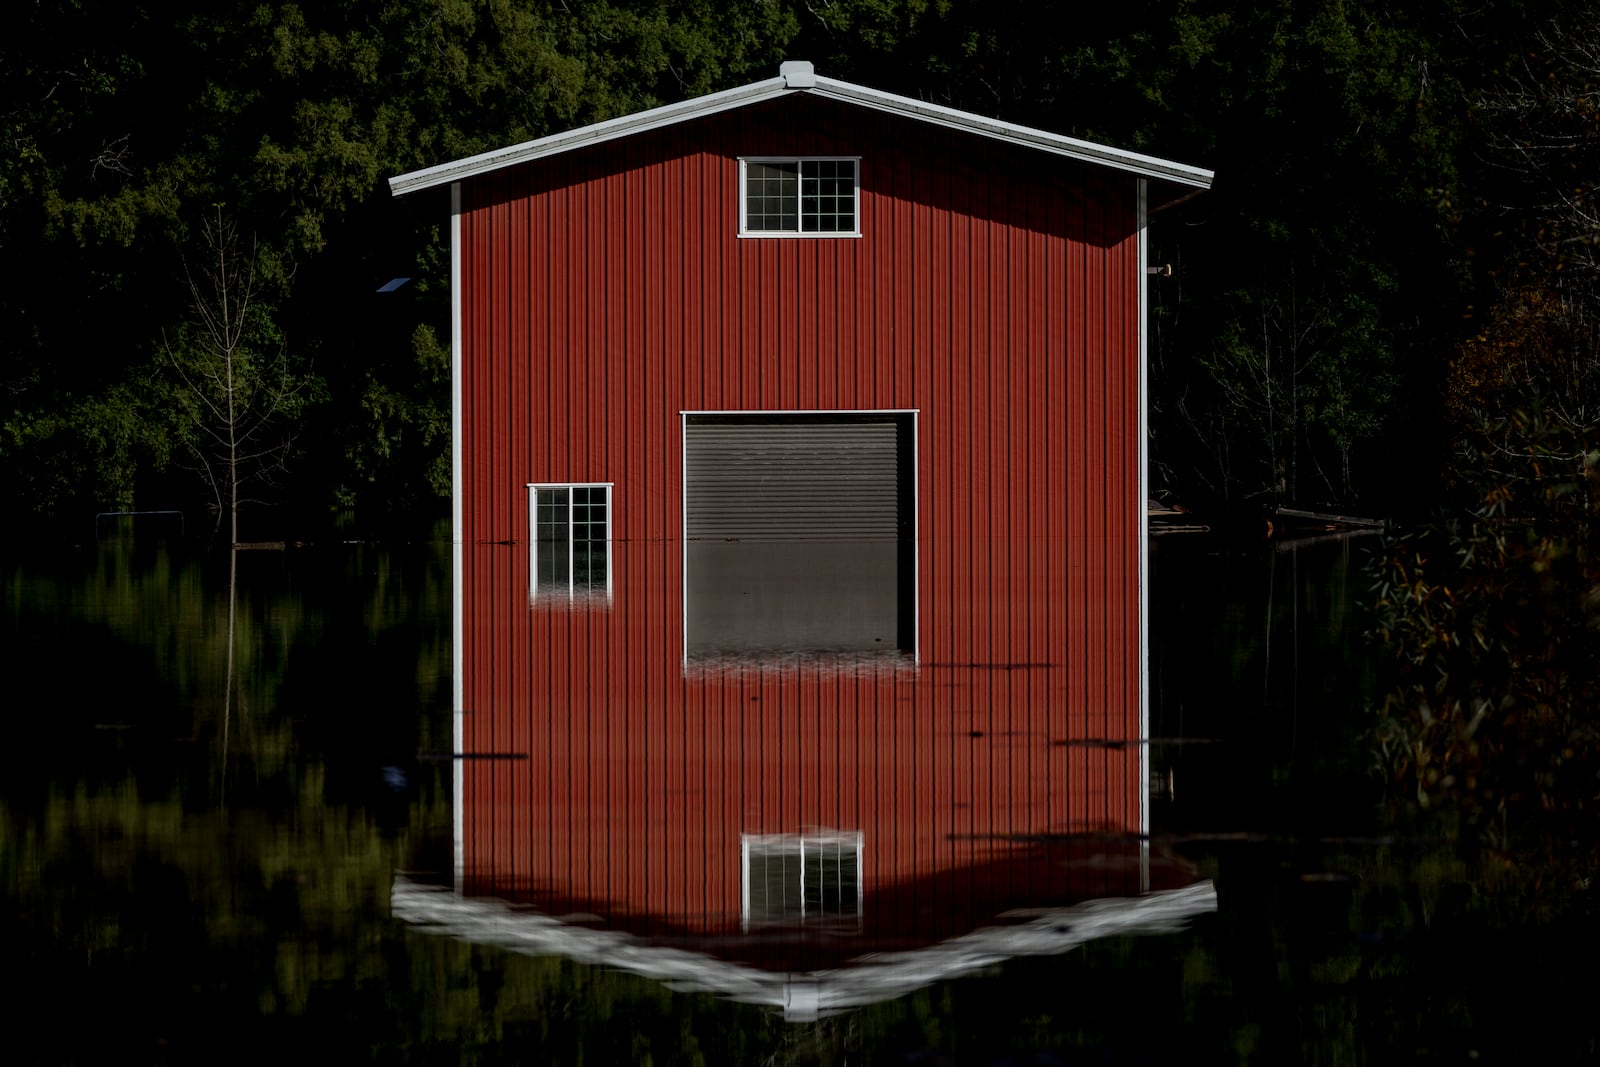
[389,77,788,196]
[809,78,1214,190]
[391,74,1212,199]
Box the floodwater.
[2,528,1594,1063]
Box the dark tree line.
[0,0,1569,538]
[1,0,796,537]
[1369,4,1600,872]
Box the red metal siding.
[455,94,1145,928]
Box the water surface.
[2,532,1592,1063]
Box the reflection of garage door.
[683,412,915,658]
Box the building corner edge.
[1136,179,1152,856]
[450,181,466,892]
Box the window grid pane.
[745,159,855,234]
[745,161,799,232]
[534,488,570,592]
[531,484,611,600]
[800,159,855,233]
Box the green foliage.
[2,381,165,517]
[0,0,1572,527]
[1142,0,1504,510]
[338,322,452,510]
[2,0,799,531]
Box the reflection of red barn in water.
[388,64,1215,1011]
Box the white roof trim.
[810,77,1214,189]
[389,69,1212,198]
[389,76,787,197]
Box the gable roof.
[389,61,1213,200]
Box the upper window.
[740,157,860,236]
[528,483,612,602]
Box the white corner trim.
[1136,178,1151,842]
[449,183,466,890]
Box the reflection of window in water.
[528,483,612,601]
[741,831,863,930]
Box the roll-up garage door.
[684,413,914,657]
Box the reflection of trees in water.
[6,775,1590,1063]
[6,536,1599,1061]
[3,539,454,784]
[2,538,461,1058]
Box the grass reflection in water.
[0,534,1595,1063]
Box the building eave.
[389,65,1213,198]
[806,76,1213,191]
[388,76,789,198]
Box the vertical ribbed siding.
[455,94,1144,924]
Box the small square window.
[528,483,612,601]
[740,157,859,236]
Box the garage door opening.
[683,411,916,660]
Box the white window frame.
[526,482,613,602]
[740,830,864,931]
[738,156,862,238]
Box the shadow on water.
[1,531,1596,1063]
[1149,531,1381,838]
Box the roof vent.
[779,60,816,88]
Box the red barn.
[390,62,1212,956]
